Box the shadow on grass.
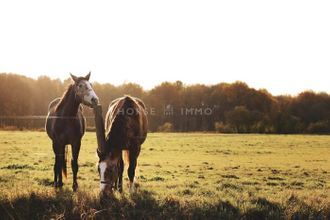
[0,189,329,220]
[241,198,283,220]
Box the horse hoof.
[54,182,63,188]
[72,183,78,191]
[129,183,136,194]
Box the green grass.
[0,131,329,219]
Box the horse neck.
[57,86,81,116]
[106,125,124,155]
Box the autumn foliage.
[0,73,329,133]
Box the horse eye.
[78,84,83,88]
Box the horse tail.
[62,145,68,178]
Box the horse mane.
[55,84,75,112]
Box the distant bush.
[0,126,19,131]
[250,121,275,133]
[307,121,330,134]
[214,122,224,133]
[214,122,234,133]
[157,122,173,132]
[250,122,265,133]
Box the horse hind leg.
[52,142,57,187]
[117,156,124,193]
[53,156,58,187]
[127,147,140,193]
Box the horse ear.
[70,73,79,83]
[85,71,91,81]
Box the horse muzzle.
[83,94,99,107]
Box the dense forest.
[0,73,329,134]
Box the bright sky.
[0,1,329,95]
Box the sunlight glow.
[0,0,329,95]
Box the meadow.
[0,131,329,219]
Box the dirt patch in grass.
[1,164,34,170]
[221,174,240,179]
[268,176,285,181]
[267,182,279,186]
[150,176,165,182]
[0,177,8,183]
[179,189,194,196]
[241,181,260,186]
[34,178,53,187]
[217,183,243,191]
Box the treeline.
[0,73,329,134]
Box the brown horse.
[96,95,148,194]
[46,72,99,191]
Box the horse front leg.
[53,142,64,188]
[54,154,64,188]
[57,154,64,188]
[71,141,81,191]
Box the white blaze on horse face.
[81,81,99,106]
[99,161,107,191]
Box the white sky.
[0,0,329,95]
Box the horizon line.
[1,72,329,97]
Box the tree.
[225,106,252,133]
[0,73,330,133]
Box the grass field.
[0,131,329,219]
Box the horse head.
[70,72,99,107]
[97,151,120,194]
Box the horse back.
[105,96,148,151]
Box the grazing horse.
[46,72,99,191]
[95,95,148,195]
